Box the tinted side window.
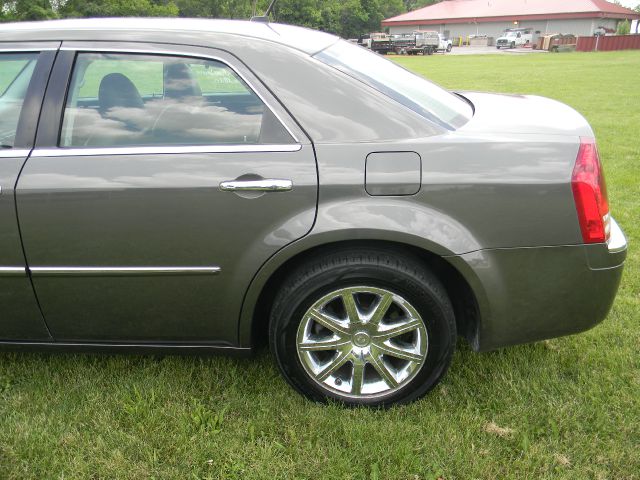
[0,53,38,149]
[60,53,294,147]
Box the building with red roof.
[383,0,639,39]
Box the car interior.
[61,57,293,147]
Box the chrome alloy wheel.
[296,286,428,399]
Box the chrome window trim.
[0,149,31,158]
[0,47,58,52]
[31,144,302,157]
[30,266,221,276]
[58,44,301,144]
[0,267,27,276]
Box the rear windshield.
[315,40,472,130]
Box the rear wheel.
[511,42,516,49]
[269,248,456,407]
[446,44,452,52]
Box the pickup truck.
[496,29,533,49]
[437,34,453,52]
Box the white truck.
[437,34,453,52]
[496,28,533,49]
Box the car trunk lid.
[456,91,594,137]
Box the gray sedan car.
[0,18,627,406]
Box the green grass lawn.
[1,51,639,479]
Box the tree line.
[0,0,443,39]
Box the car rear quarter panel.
[238,133,589,348]
[311,134,583,251]
[226,38,609,350]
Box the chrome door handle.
[219,179,293,192]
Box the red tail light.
[571,137,610,244]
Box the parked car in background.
[0,18,627,407]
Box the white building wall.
[388,17,615,38]
[545,18,617,35]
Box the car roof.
[0,18,339,55]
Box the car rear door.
[15,42,317,346]
[0,43,58,341]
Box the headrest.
[164,63,202,98]
[98,73,144,115]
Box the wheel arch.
[239,236,483,351]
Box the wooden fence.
[576,34,640,52]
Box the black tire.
[511,42,516,49]
[269,247,456,407]
[446,44,452,52]
[427,47,433,56]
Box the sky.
[616,0,639,8]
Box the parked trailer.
[536,34,577,52]
[370,31,442,56]
[390,33,415,54]
[407,31,440,55]
[388,31,440,55]
[370,32,393,54]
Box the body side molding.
[0,267,27,276]
[29,266,221,276]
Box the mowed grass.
[1,51,639,479]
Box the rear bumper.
[447,218,627,351]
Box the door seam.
[13,45,62,340]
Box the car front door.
[15,42,317,346]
